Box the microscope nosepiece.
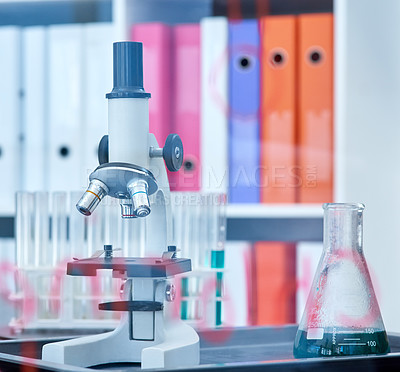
[76,179,109,216]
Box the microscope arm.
[146,133,174,255]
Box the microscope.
[42,42,200,369]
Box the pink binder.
[171,24,201,191]
[131,23,172,147]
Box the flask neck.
[323,203,364,253]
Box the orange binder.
[255,242,296,325]
[297,13,334,203]
[260,15,297,203]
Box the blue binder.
[228,20,260,203]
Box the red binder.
[297,13,334,203]
[260,15,297,203]
[171,24,201,191]
[131,23,172,148]
[255,242,296,325]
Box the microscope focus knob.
[98,135,109,165]
[163,134,184,172]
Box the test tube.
[15,192,35,268]
[191,193,201,270]
[36,192,67,320]
[69,191,88,321]
[15,192,35,326]
[181,298,202,321]
[34,192,50,268]
[200,193,211,268]
[33,192,52,321]
[1,238,16,287]
[86,200,103,256]
[73,276,92,320]
[172,192,227,326]
[194,194,205,298]
[69,191,86,259]
[213,193,226,326]
[77,195,102,320]
[51,192,68,263]
[101,198,120,309]
[173,193,200,319]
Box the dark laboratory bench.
[1,325,400,371]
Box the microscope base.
[42,313,199,369]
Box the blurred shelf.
[114,0,212,39]
[0,204,324,242]
[226,204,323,242]
[0,0,111,26]
[0,0,59,2]
[0,0,109,4]
[226,204,323,218]
[0,217,14,239]
[213,0,333,17]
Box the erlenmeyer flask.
[294,203,390,358]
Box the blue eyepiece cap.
[106,41,151,99]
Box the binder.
[171,24,201,191]
[200,17,229,194]
[255,242,296,325]
[297,13,334,203]
[0,27,22,214]
[228,20,260,203]
[22,26,47,192]
[131,23,172,149]
[260,16,297,203]
[223,242,252,326]
[48,24,85,193]
[82,23,114,178]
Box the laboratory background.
[0,0,399,370]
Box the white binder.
[200,17,228,194]
[48,24,84,193]
[223,242,252,327]
[22,26,47,192]
[82,23,114,179]
[0,27,22,214]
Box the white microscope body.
[42,42,199,369]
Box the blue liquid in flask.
[294,328,390,358]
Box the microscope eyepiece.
[76,179,109,216]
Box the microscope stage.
[67,257,191,278]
